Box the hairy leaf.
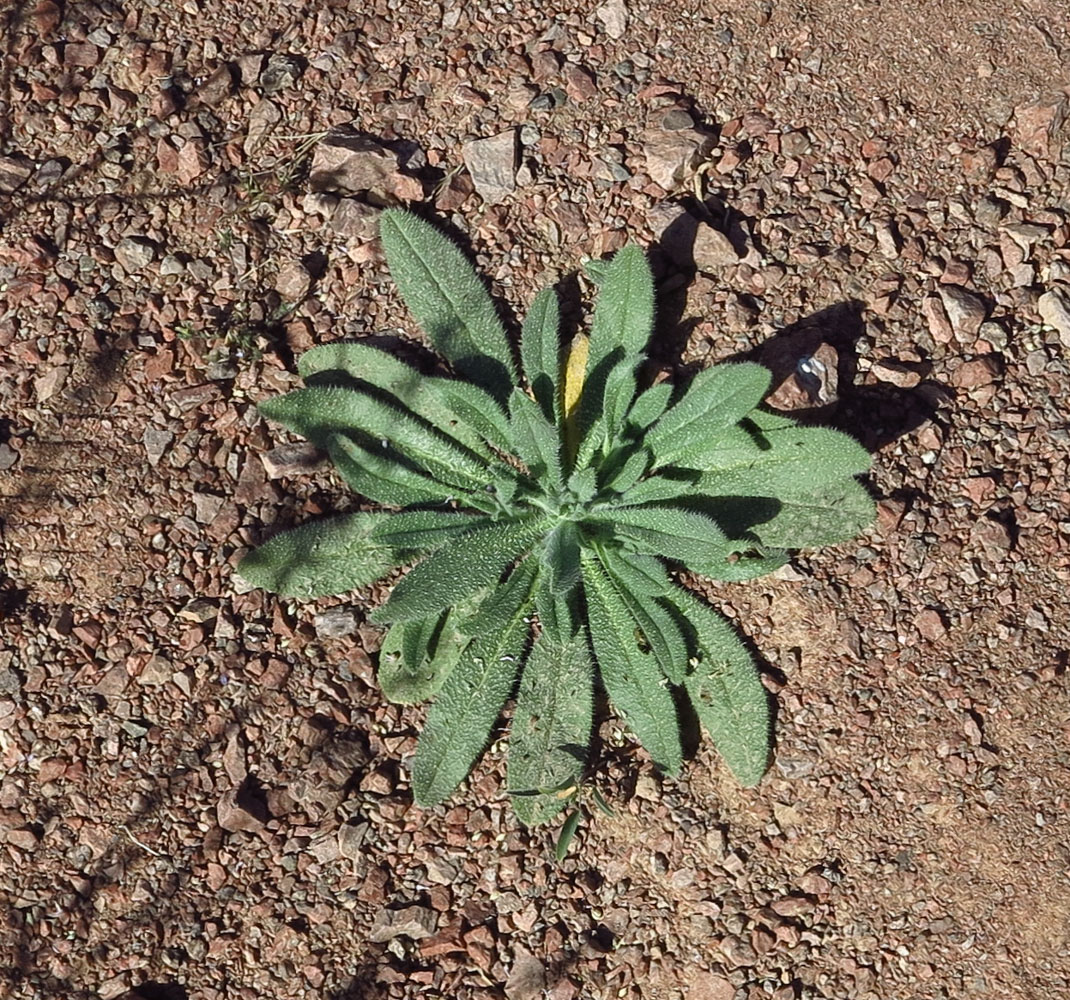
[379,209,516,402]
[378,604,473,704]
[647,363,772,467]
[373,516,546,623]
[509,387,563,489]
[299,341,500,458]
[509,620,593,826]
[673,589,770,786]
[581,556,682,775]
[411,558,538,805]
[751,478,875,548]
[595,544,690,684]
[521,285,562,423]
[370,509,492,550]
[327,433,457,508]
[261,386,490,492]
[627,382,673,431]
[238,513,406,599]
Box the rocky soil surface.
[1,1,1069,999]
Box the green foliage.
[238,209,875,826]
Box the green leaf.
[436,381,516,454]
[373,515,546,623]
[690,420,871,494]
[627,382,673,431]
[509,619,593,826]
[380,209,516,403]
[261,386,490,492]
[595,545,690,684]
[647,363,771,467]
[509,387,563,488]
[599,445,651,495]
[591,504,729,569]
[369,509,492,550]
[411,557,538,805]
[581,555,682,775]
[378,604,473,704]
[752,478,876,548]
[554,809,583,861]
[327,433,457,508]
[520,285,562,423]
[618,471,698,505]
[541,520,581,594]
[299,341,498,459]
[672,589,770,786]
[577,246,655,449]
[586,245,655,373]
[237,512,406,599]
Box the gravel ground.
[2,1,1069,998]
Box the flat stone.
[0,154,33,193]
[462,130,518,205]
[192,64,235,107]
[368,905,437,943]
[763,339,839,412]
[142,426,174,465]
[1038,287,1070,348]
[870,359,922,388]
[0,443,18,471]
[34,365,68,402]
[692,224,740,269]
[114,236,158,273]
[275,259,313,301]
[260,53,303,93]
[642,126,715,190]
[260,442,324,479]
[310,128,423,201]
[329,198,381,242]
[244,98,281,156]
[938,285,987,340]
[64,42,100,67]
[313,607,360,638]
[921,294,954,344]
[949,356,1001,389]
[505,949,547,1000]
[595,0,629,39]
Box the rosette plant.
[238,210,873,826]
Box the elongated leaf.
[751,478,876,548]
[562,333,589,463]
[578,246,654,449]
[596,545,690,684]
[373,515,546,623]
[237,512,405,599]
[327,433,456,507]
[581,556,681,774]
[369,509,491,549]
[541,520,581,594]
[647,363,771,467]
[509,620,593,825]
[672,589,770,786]
[411,558,538,805]
[586,245,654,374]
[261,386,490,492]
[690,423,871,493]
[437,381,516,454]
[627,382,673,431]
[619,471,698,505]
[380,209,516,402]
[592,504,729,569]
[520,285,562,423]
[600,445,651,495]
[378,603,473,704]
[509,387,563,488]
[299,341,498,458]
